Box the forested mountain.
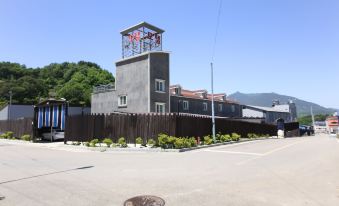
[228,92,336,117]
[0,61,114,106]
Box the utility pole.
[311,106,315,128]
[8,90,12,131]
[8,90,12,120]
[211,62,216,143]
[210,0,222,143]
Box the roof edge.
[120,21,165,35]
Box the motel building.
[91,22,242,118]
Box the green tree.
[298,114,329,125]
[0,61,115,106]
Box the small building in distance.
[0,104,34,120]
[326,114,338,134]
[242,100,297,124]
[314,121,327,133]
[0,103,90,121]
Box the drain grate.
[124,195,165,206]
[0,196,5,200]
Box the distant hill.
[228,92,336,117]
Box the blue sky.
[1,0,338,108]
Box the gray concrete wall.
[91,91,117,114]
[115,53,150,113]
[91,51,170,114]
[68,107,91,116]
[149,52,170,112]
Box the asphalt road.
[1,134,339,206]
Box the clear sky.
[1,0,338,108]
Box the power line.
[211,0,223,62]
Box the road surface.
[1,134,339,206]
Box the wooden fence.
[0,118,33,138]
[64,113,296,143]
[0,114,299,143]
[284,122,300,137]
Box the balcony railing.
[93,84,115,93]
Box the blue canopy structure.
[34,99,68,141]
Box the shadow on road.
[0,166,94,185]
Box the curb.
[0,137,271,153]
[178,137,268,152]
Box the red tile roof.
[169,86,239,104]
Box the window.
[218,104,223,112]
[155,79,165,92]
[174,88,179,95]
[231,105,235,112]
[155,102,165,113]
[183,101,189,110]
[118,95,127,107]
[203,102,208,111]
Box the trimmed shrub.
[190,137,197,147]
[203,135,213,145]
[221,134,231,142]
[118,137,127,147]
[21,134,31,141]
[0,131,14,139]
[216,133,222,141]
[167,136,176,148]
[135,137,143,145]
[90,139,99,147]
[102,138,113,147]
[183,138,192,148]
[84,142,90,147]
[174,138,184,149]
[231,133,241,141]
[158,133,169,149]
[6,131,14,139]
[147,138,156,147]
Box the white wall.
[0,106,8,120]
[242,108,264,118]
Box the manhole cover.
[124,195,165,206]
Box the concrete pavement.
[1,134,339,206]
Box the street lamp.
[211,63,216,143]
[8,90,12,120]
